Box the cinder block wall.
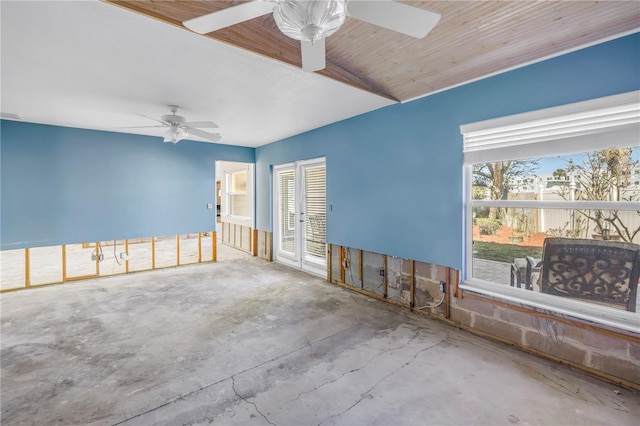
[450,293,640,387]
[328,244,640,389]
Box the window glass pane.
[472,147,639,204]
[279,170,296,254]
[230,194,249,217]
[472,206,640,312]
[470,145,639,314]
[304,166,326,260]
[231,171,247,193]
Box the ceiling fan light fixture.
[274,0,347,42]
[164,125,188,144]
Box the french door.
[273,158,326,276]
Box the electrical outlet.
[120,252,129,260]
[342,259,350,269]
[378,268,385,277]
[91,254,104,261]
[439,281,446,293]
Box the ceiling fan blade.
[187,127,222,142]
[182,121,219,129]
[117,125,165,129]
[347,0,440,39]
[183,1,275,34]
[133,113,169,125]
[301,39,326,72]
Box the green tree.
[473,159,539,219]
[568,148,639,242]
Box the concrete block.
[343,248,360,288]
[590,353,640,385]
[496,309,541,330]
[449,306,473,326]
[330,244,341,282]
[453,296,496,318]
[555,323,629,353]
[523,330,587,366]
[629,341,640,362]
[473,315,524,346]
[362,251,384,295]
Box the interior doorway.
[215,161,255,261]
[273,158,326,276]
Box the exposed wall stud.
[25,248,31,288]
[62,245,67,282]
[176,235,180,266]
[340,246,345,284]
[410,259,415,308]
[327,244,332,282]
[253,229,258,256]
[152,237,156,270]
[212,231,217,262]
[198,232,202,263]
[359,249,363,284]
[383,255,387,298]
[445,266,451,318]
[125,240,130,273]
[263,230,267,256]
[95,242,100,276]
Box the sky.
[534,147,639,175]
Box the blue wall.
[256,33,640,270]
[0,122,254,249]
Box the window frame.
[461,91,640,333]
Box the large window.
[461,91,640,331]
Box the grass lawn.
[473,241,543,263]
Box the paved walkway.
[473,258,512,285]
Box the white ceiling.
[0,0,394,147]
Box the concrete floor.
[1,257,638,426]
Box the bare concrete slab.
[1,258,638,425]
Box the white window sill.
[460,278,640,335]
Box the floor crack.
[288,330,422,403]
[112,320,366,425]
[231,376,277,426]
[316,339,442,426]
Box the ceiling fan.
[124,105,221,144]
[183,0,440,72]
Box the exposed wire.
[346,248,357,287]
[416,292,446,310]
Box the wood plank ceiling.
[104,1,640,102]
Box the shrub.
[477,218,501,235]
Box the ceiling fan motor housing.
[274,0,347,42]
[161,114,185,125]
